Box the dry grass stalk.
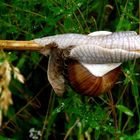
[0,40,43,51]
[0,60,25,126]
[0,60,12,126]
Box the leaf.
[116,105,134,117]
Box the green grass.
[0,0,140,140]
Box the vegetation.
[0,0,140,139]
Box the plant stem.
[0,40,43,51]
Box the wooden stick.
[0,40,44,51]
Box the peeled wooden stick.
[0,40,44,51]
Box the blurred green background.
[0,0,140,140]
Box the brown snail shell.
[67,60,121,96]
[34,31,140,96]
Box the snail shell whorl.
[67,60,121,96]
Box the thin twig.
[0,40,43,51]
[64,119,79,140]
[108,91,119,140]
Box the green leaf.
[116,105,134,117]
[0,135,15,140]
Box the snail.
[66,60,121,96]
[66,31,122,96]
[33,31,140,96]
[1,31,140,96]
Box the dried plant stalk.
[0,40,43,51]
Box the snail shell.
[46,48,122,96]
[66,31,121,96]
[67,60,121,96]
[34,31,140,96]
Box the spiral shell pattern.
[67,60,121,96]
